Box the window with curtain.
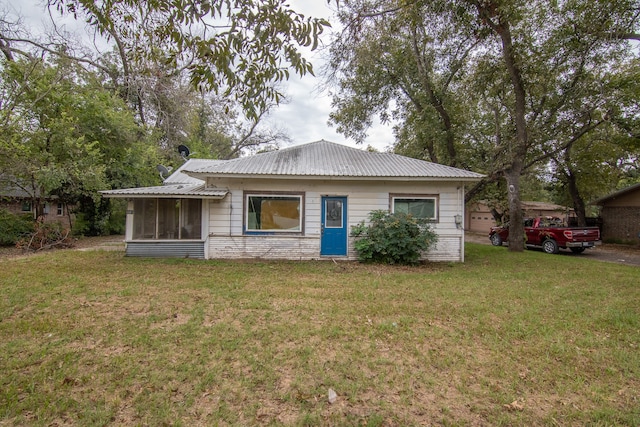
[245,194,302,233]
[392,196,438,221]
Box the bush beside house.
[351,210,438,265]
[0,209,34,246]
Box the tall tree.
[327,0,639,251]
[328,1,480,167]
[547,60,640,224]
[0,56,153,232]
[171,91,289,161]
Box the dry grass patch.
[0,246,639,426]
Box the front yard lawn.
[1,244,638,425]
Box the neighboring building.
[102,140,484,262]
[0,182,71,227]
[465,201,495,233]
[466,200,574,233]
[521,201,574,222]
[594,183,640,244]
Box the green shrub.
[0,209,35,246]
[351,210,438,265]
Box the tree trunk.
[34,198,45,221]
[505,165,525,252]
[566,170,587,226]
[0,37,14,61]
[65,202,74,230]
[475,2,529,252]
[490,207,503,224]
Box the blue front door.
[321,196,348,256]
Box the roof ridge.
[181,140,346,170]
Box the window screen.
[181,199,202,239]
[133,199,157,239]
[133,198,201,239]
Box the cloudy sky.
[265,1,395,151]
[5,0,395,151]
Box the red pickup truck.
[489,217,601,254]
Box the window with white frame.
[133,198,202,240]
[57,202,64,216]
[245,193,303,233]
[391,195,438,221]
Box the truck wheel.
[490,234,503,246]
[570,247,586,254]
[542,239,559,254]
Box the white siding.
[205,178,467,262]
[208,235,320,260]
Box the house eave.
[101,193,225,200]
[100,184,228,200]
[188,173,484,182]
[593,182,640,205]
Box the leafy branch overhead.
[48,0,331,120]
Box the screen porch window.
[133,198,202,239]
[245,194,302,233]
[392,196,438,221]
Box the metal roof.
[163,159,225,185]
[100,184,228,199]
[100,141,484,198]
[184,140,484,181]
[101,159,227,199]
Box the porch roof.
[100,184,228,199]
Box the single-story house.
[594,183,640,244]
[0,181,72,227]
[466,200,574,233]
[101,140,484,261]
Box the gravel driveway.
[467,232,640,267]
